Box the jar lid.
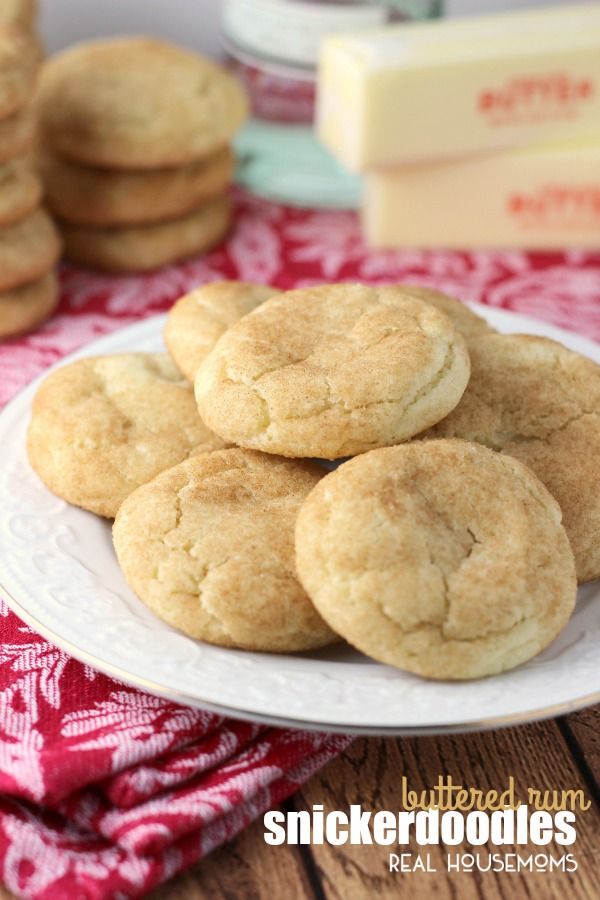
[222,0,387,68]
[222,32,316,81]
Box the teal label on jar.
[234,120,363,209]
[385,0,444,20]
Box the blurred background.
[40,0,571,56]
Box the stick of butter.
[318,3,600,170]
[364,140,600,249]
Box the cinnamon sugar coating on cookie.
[0,26,39,118]
[195,284,471,459]
[0,104,35,164]
[0,272,58,338]
[0,0,37,29]
[113,448,336,652]
[0,208,62,292]
[59,196,231,273]
[41,149,234,227]
[165,281,280,381]
[426,334,600,582]
[38,37,248,169]
[27,353,226,517]
[0,158,42,227]
[295,440,576,680]
[398,285,495,343]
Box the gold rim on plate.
[2,580,598,736]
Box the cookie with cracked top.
[398,284,495,343]
[113,448,337,652]
[37,37,248,169]
[295,439,576,680]
[165,280,280,381]
[425,333,600,582]
[195,284,471,459]
[27,353,227,518]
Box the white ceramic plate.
[1,306,599,735]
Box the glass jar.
[222,0,443,209]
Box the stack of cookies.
[37,37,248,273]
[0,0,37,31]
[29,281,599,681]
[0,4,62,340]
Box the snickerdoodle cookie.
[165,281,280,381]
[424,333,600,582]
[295,440,576,680]
[0,271,58,338]
[0,26,39,118]
[0,0,36,29]
[27,353,227,518]
[0,208,62,292]
[195,284,471,459]
[38,37,248,169]
[0,104,35,164]
[113,448,336,652]
[40,148,234,227]
[399,285,495,343]
[59,196,231,272]
[0,158,42,227]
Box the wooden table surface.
[152,706,599,900]
[1,706,598,900]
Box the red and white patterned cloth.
[0,191,599,899]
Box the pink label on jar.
[231,59,316,124]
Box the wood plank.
[560,708,600,800]
[297,719,600,900]
[150,811,315,899]
[2,708,599,898]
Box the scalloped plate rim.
[0,304,599,735]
